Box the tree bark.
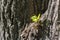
[21,0,60,40]
[1,0,60,40]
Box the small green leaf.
[31,13,41,22]
[31,15,38,22]
[37,14,41,20]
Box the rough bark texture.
[21,0,60,40]
[0,0,60,40]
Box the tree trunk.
[21,0,60,40]
[0,0,60,40]
[40,0,60,40]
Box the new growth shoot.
[31,13,41,22]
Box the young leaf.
[37,13,41,20]
[31,13,41,22]
[31,15,38,22]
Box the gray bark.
[0,0,60,40]
[21,0,60,40]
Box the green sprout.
[31,13,41,22]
